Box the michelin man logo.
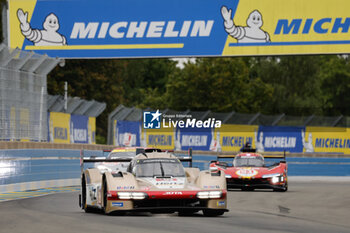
[221,6,270,43]
[17,9,67,46]
[254,130,264,152]
[302,130,314,152]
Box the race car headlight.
[225,174,232,179]
[262,173,283,184]
[262,173,280,178]
[131,192,148,200]
[197,191,222,199]
[117,192,147,200]
[271,176,280,184]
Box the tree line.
[47,55,350,143]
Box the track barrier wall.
[0,142,349,193]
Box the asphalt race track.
[0,180,349,233]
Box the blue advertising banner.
[115,121,141,147]
[256,126,305,153]
[176,127,213,151]
[10,0,350,58]
[70,114,89,144]
[9,0,235,58]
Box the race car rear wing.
[80,148,193,173]
[102,148,162,154]
[217,150,287,161]
[80,150,133,173]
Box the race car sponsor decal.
[236,168,258,178]
[203,185,220,189]
[116,186,135,190]
[87,184,99,201]
[89,187,97,200]
[143,177,186,189]
[217,201,225,207]
[112,202,124,207]
[143,190,200,199]
[163,191,183,195]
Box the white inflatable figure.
[221,6,270,43]
[17,9,67,46]
[302,130,314,153]
[209,129,217,151]
[70,121,74,143]
[114,127,119,146]
[254,130,264,152]
[209,130,222,152]
[174,129,181,151]
[216,131,222,152]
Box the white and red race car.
[79,150,228,216]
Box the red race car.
[210,147,288,192]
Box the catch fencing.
[0,44,61,142]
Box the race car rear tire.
[203,210,225,217]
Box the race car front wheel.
[273,181,288,192]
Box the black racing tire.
[284,181,288,191]
[203,210,225,217]
[102,176,108,214]
[273,182,288,192]
[81,175,93,213]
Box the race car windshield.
[234,156,264,167]
[134,159,185,178]
[108,151,135,159]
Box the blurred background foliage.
[47,55,350,141]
